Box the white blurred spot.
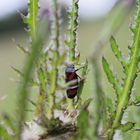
[0,0,118,20]
[61,0,118,19]
[0,0,26,19]
[0,95,7,101]
[21,121,46,140]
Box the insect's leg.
[75,62,88,72]
[77,74,82,79]
[75,66,85,72]
[77,74,84,83]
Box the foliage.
[1,0,140,140]
[67,0,79,62]
[0,0,89,140]
[102,0,140,139]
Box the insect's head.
[65,64,75,73]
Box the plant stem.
[47,0,60,119]
[17,34,44,140]
[17,0,40,139]
[109,7,140,139]
[68,0,79,61]
[67,0,79,111]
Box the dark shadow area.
[0,9,27,33]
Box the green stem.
[48,69,58,118]
[17,35,44,140]
[109,10,140,139]
[67,0,79,112]
[36,91,45,117]
[31,0,38,40]
[17,0,39,139]
[47,0,60,119]
[68,0,78,61]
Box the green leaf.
[110,0,140,131]
[130,96,140,106]
[110,36,128,72]
[102,57,121,99]
[106,98,115,116]
[19,12,29,25]
[116,122,135,132]
[27,98,37,107]
[106,98,115,126]
[130,0,140,59]
[134,96,140,103]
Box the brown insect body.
[65,64,79,99]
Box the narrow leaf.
[11,66,24,77]
[111,0,140,130]
[130,0,140,59]
[17,44,29,54]
[27,98,37,107]
[102,57,121,99]
[116,122,135,132]
[110,36,128,72]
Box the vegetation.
[0,0,140,140]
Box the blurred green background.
[1,1,140,135]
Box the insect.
[65,64,83,99]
